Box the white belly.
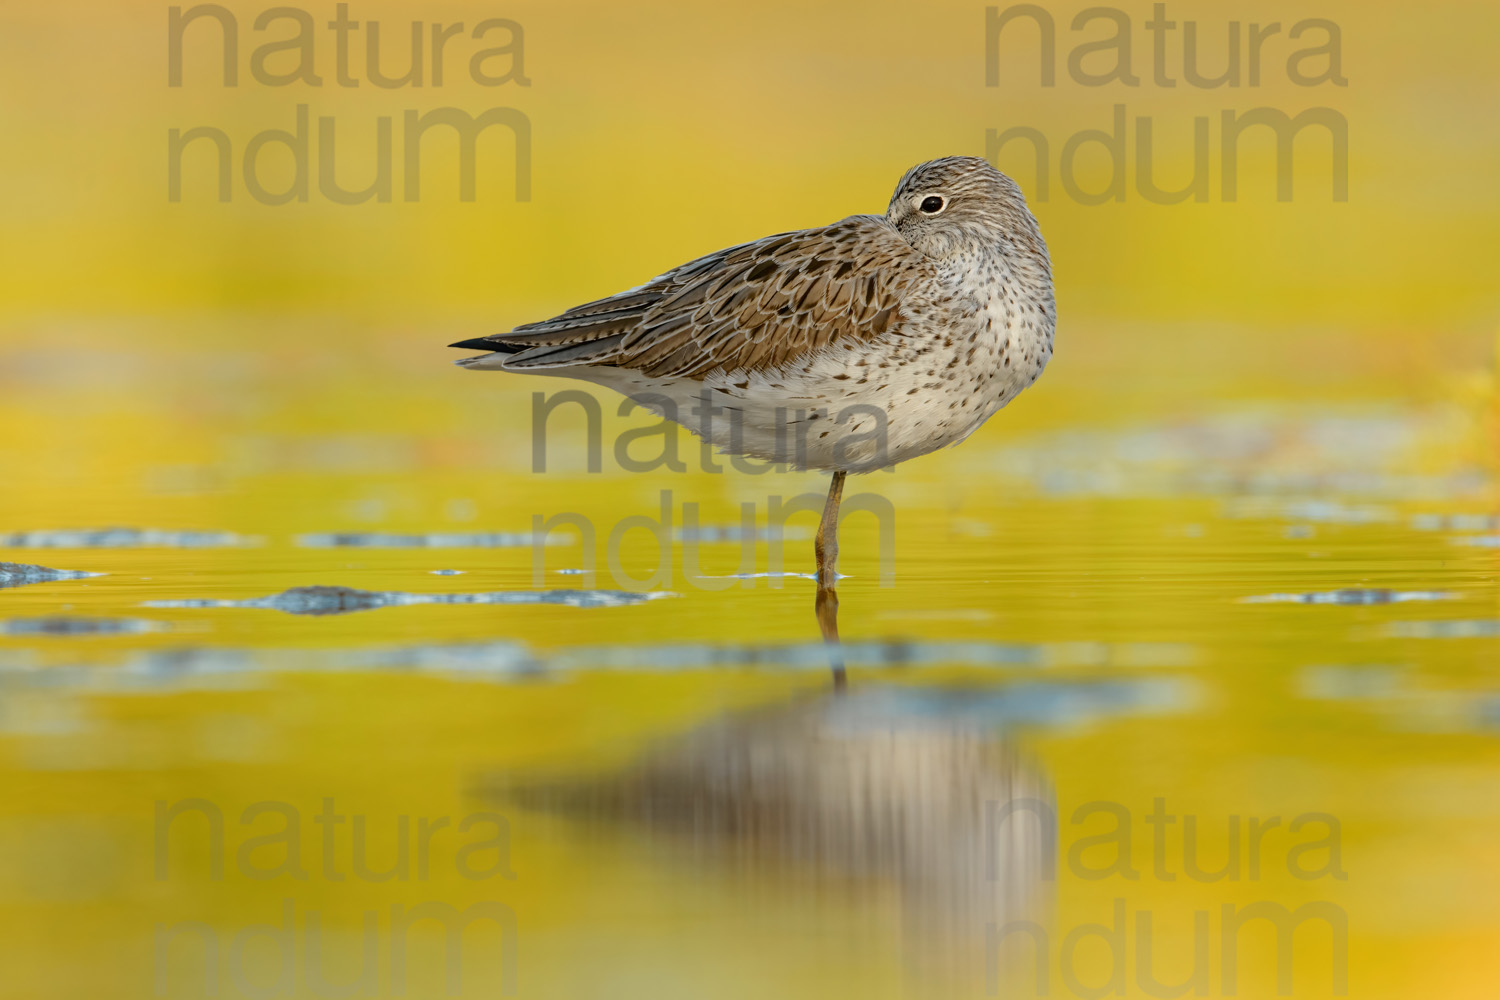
[577,312,1052,474]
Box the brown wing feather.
[488,215,927,377]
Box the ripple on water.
[1385,619,1500,639]
[1225,498,1395,524]
[1293,663,1500,735]
[1298,664,1407,700]
[990,411,1487,500]
[546,637,1195,671]
[0,637,1197,697]
[142,585,672,616]
[296,531,557,548]
[0,617,162,636]
[0,528,252,548]
[817,679,1192,729]
[1241,588,1456,605]
[674,525,809,543]
[0,563,102,589]
[1411,513,1500,532]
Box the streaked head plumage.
[886,156,1046,262]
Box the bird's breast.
[950,254,1055,399]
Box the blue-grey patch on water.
[674,525,810,543]
[1385,619,1500,639]
[1227,499,1395,524]
[1451,536,1500,548]
[552,638,1042,670]
[348,641,541,676]
[1287,663,1500,735]
[1241,589,1455,605]
[143,584,671,616]
[1380,691,1500,735]
[0,563,102,589]
[1299,665,1408,700]
[821,679,1190,730]
[0,638,1197,695]
[1474,699,1500,732]
[121,647,258,686]
[296,531,559,548]
[1278,665,1500,734]
[0,528,253,549]
[548,638,1194,671]
[1411,513,1500,532]
[0,617,162,636]
[990,411,1488,501]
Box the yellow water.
[2,319,1498,999]
[5,0,1500,994]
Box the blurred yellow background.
[0,0,1495,332]
[2,3,1499,1000]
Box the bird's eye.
[919,195,946,214]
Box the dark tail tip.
[449,337,502,351]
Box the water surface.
[1,325,1496,999]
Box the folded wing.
[457,215,926,379]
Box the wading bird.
[451,156,1054,589]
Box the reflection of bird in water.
[451,156,1054,586]
[495,688,1054,995]
[815,574,845,691]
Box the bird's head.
[886,156,1048,264]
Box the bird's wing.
[463,215,927,378]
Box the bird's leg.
[813,472,847,691]
[815,582,845,693]
[814,471,845,588]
